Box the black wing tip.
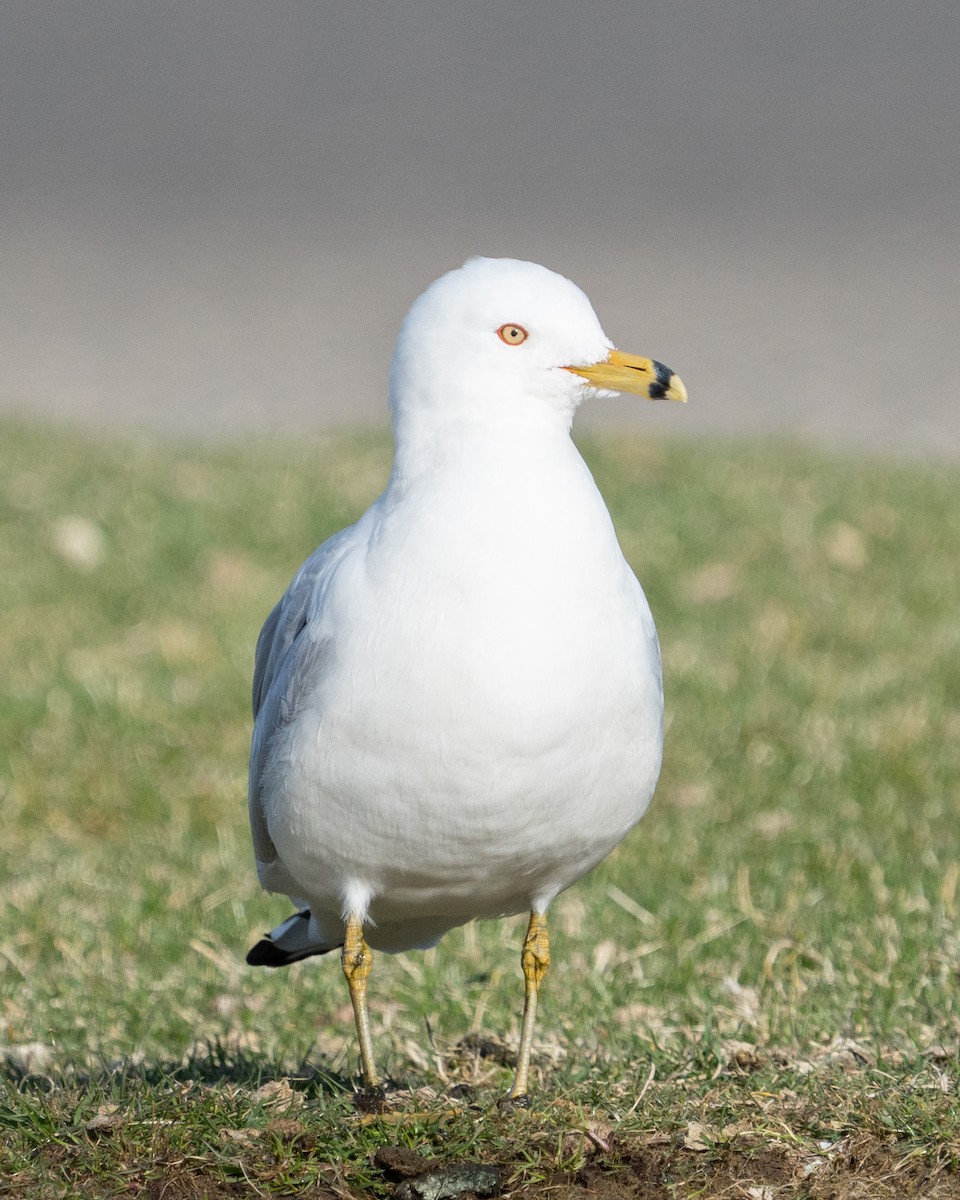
[245,909,340,968]
[246,937,299,968]
[245,937,335,967]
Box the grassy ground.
[1,417,959,1198]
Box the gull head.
[388,257,686,437]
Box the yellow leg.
[508,910,550,1099]
[341,913,379,1088]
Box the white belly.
[262,535,662,944]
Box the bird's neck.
[375,413,618,577]
[387,404,578,497]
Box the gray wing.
[248,527,356,892]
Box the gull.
[245,257,686,1100]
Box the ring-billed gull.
[246,257,686,1099]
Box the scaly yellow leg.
[342,913,379,1088]
[507,910,550,1099]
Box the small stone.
[374,1145,430,1178]
[51,515,107,571]
[395,1162,503,1200]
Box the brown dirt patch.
[508,1137,960,1200]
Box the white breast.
[259,432,663,948]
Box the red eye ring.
[497,324,528,346]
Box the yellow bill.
[565,348,687,402]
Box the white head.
[388,257,686,444]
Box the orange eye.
[497,324,528,346]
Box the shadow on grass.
[1,1037,358,1101]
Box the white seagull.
[246,257,687,1100]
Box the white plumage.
[246,256,686,1097]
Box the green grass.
[2,417,959,1197]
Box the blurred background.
[2,0,958,454]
